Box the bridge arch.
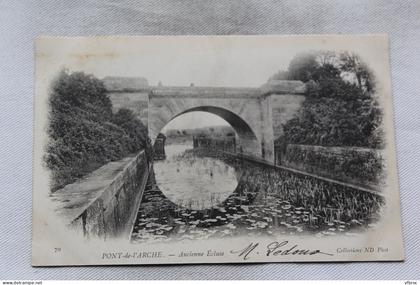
[147,88,281,161]
[153,106,260,155]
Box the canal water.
[154,144,238,210]
[131,144,384,243]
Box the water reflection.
[154,144,238,209]
[131,144,384,243]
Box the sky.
[37,35,391,129]
[38,35,389,87]
[44,36,296,87]
[161,111,230,131]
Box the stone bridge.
[50,79,307,239]
[107,80,306,163]
[52,79,387,240]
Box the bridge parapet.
[150,86,262,98]
[105,80,306,98]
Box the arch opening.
[151,105,261,156]
[153,111,244,210]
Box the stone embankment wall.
[283,144,384,191]
[51,151,150,240]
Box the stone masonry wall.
[52,151,150,240]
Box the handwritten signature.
[230,241,333,260]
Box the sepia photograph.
[32,35,404,265]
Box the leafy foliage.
[45,70,147,191]
[112,108,148,151]
[284,144,384,188]
[275,51,384,149]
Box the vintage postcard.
[32,35,404,266]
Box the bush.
[283,144,384,188]
[273,51,384,149]
[45,70,147,191]
[112,108,148,152]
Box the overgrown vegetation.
[283,144,384,188]
[164,125,235,144]
[45,70,147,192]
[273,51,384,150]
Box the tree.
[49,70,112,122]
[286,52,319,82]
[275,50,383,149]
[339,51,375,92]
[316,50,337,67]
[280,51,342,83]
[112,108,148,151]
[45,70,148,191]
[269,70,289,81]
